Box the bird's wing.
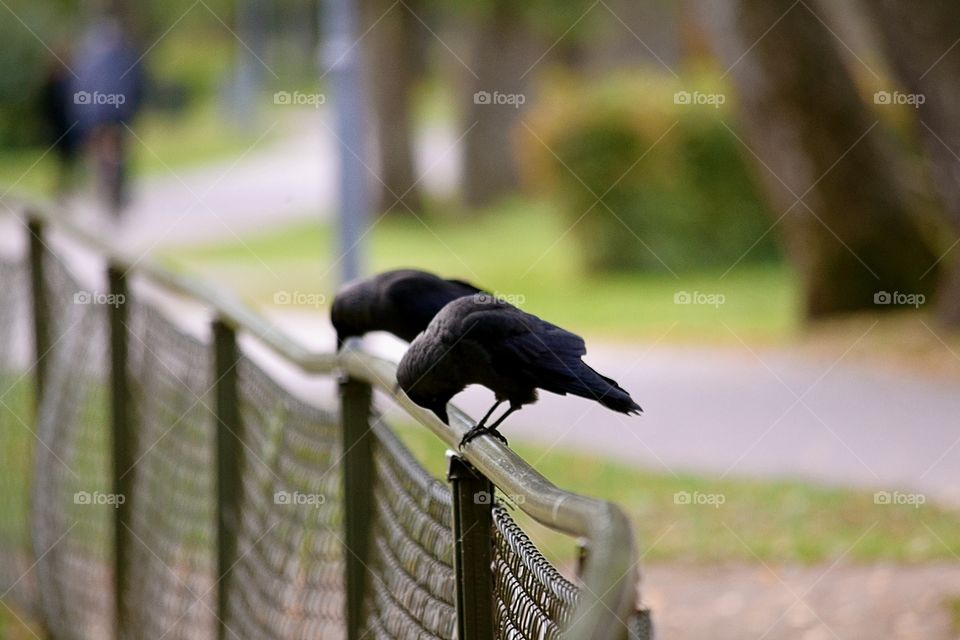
[444,278,485,295]
[385,275,480,316]
[458,304,640,413]
[463,307,587,382]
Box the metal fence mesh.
[30,249,114,639]
[0,220,641,640]
[492,504,580,640]
[223,354,346,639]
[362,419,458,640]
[123,299,217,639]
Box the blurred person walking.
[70,17,145,216]
[38,53,81,201]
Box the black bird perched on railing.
[331,268,484,348]
[397,293,641,448]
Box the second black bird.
[331,268,483,347]
[396,293,641,447]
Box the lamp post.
[321,0,369,284]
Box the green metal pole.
[340,376,373,640]
[447,454,495,640]
[107,265,133,638]
[26,216,49,405]
[213,319,242,640]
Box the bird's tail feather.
[540,362,642,415]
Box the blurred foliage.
[149,31,235,107]
[168,198,799,343]
[521,69,782,273]
[0,0,78,146]
[0,605,43,640]
[434,0,605,44]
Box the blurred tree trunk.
[461,0,533,209]
[866,0,960,326]
[697,0,938,318]
[362,0,425,214]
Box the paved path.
[65,108,460,251]
[643,562,960,640]
[266,311,960,506]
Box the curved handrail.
[4,192,639,639]
[338,348,638,638]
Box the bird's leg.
[459,403,518,449]
[459,400,502,449]
[475,400,502,430]
[482,404,519,445]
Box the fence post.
[27,216,49,404]
[447,454,495,640]
[629,608,655,640]
[107,265,133,638]
[339,376,374,640]
[576,538,589,578]
[213,319,242,640]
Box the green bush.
[0,2,76,147]
[521,70,781,273]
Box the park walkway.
[267,311,960,506]
[69,108,459,250]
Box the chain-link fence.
[224,354,345,639]
[0,208,648,640]
[363,418,458,639]
[30,245,115,640]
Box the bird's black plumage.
[396,293,641,447]
[330,269,483,347]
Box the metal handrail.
[5,193,640,639]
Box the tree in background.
[458,0,538,209]
[866,0,960,327]
[361,0,427,215]
[697,0,939,319]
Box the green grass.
[0,376,43,638]
[166,199,799,343]
[0,374,115,559]
[391,421,960,567]
[0,604,43,640]
[949,596,960,635]
[0,376,34,546]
